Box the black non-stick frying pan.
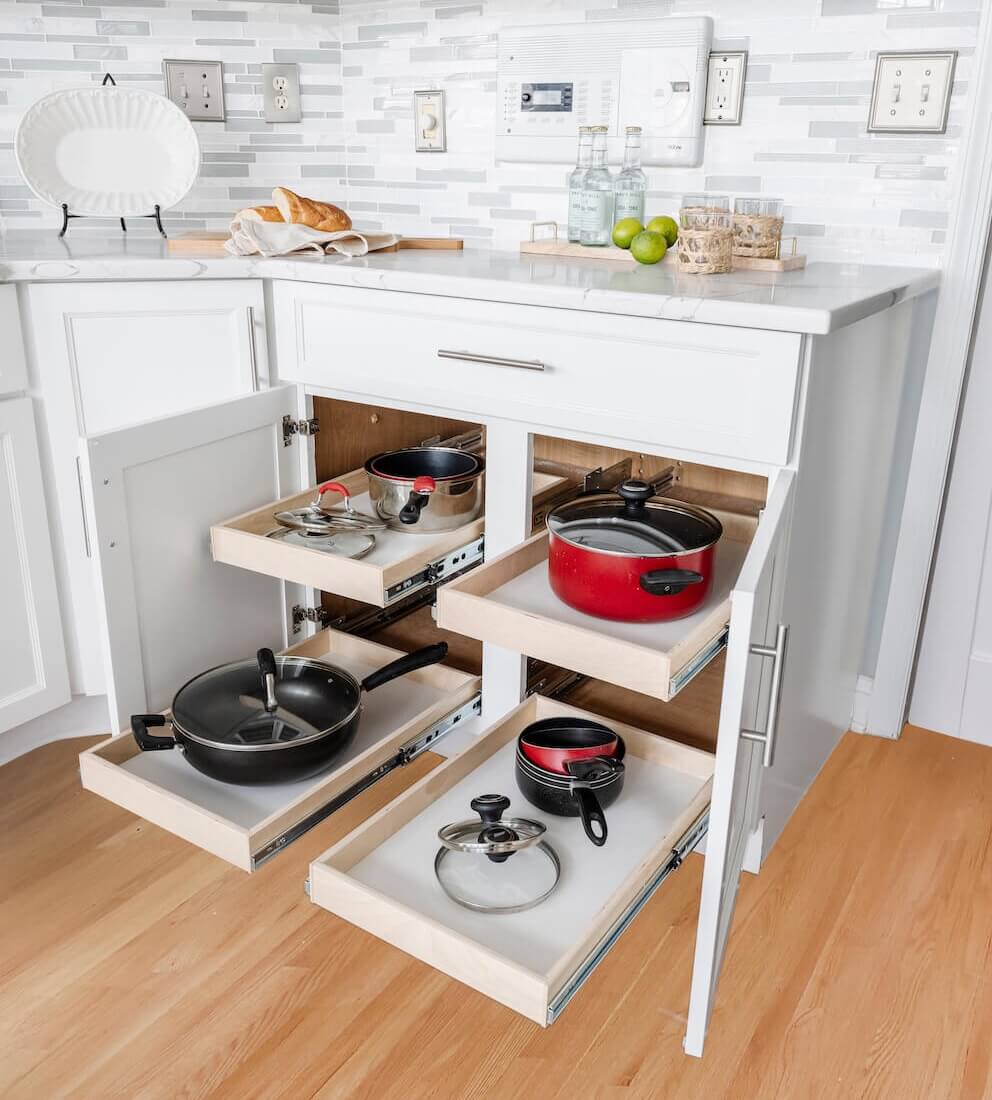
[131,642,449,785]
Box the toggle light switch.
[868,50,956,133]
[163,60,225,121]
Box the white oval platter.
[15,85,201,218]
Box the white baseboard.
[0,694,109,767]
[849,674,874,734]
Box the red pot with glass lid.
[546,479,723,623]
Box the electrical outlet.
[414,89,446,152]
[262,62,302,123]
[163,60,225,121]
[868,50,956,134]
[703,51,747,125]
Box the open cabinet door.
[684,469,795,1057]
[80,387,304,733]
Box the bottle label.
[615,191,645,223]
[579,191,612,231]
[567,189,584,233]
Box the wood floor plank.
[1,726,990,1099]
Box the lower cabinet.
[0,397,70,734]
[73,382,795,1056]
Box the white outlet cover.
[868,50,956,134]
[703,51,747,125]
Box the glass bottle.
[567,127,593,243]
[579,126,614,247]
[614,125,646,225]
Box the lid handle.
[257,648,279,713]
[470,795,515,863]
[617,479,653,516]
[470,793,511,825]
[313,481,353,512]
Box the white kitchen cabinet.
[0,286,28,396]
[0,397,70,733]
[24,279,267,696]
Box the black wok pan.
[131,642,448,786]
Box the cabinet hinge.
[282,415,320,447]
[292,604,333,633]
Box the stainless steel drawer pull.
[437,349,546,372]
[740,623,788,768]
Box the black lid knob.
[618,479,653,514]
[470,794,510,826]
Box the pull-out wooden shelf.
[210,468,485,608]
[308,695,713,1025]
[79,630,480,871]
[436,512,757,701]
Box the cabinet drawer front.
[79,629,480,871]
[309,695,713,1025]
[280,285,802,465]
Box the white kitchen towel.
[226,215,399,258]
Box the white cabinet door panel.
[80,387,302,733]
[27,279,266,697]
[0,286,28,396]
[0,398,70,733]
[684,469,795,1057]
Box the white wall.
[0,0,984,267]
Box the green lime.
[611,218,644,249]
[630,230,668,265]
[646,215,679,247]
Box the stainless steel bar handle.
[437,349,546,372]
[246,306,260,392]
[740,623,789,768]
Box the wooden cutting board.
[165,233,464,254]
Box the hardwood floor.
[2,725,991,1099]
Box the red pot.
[546,480,722,623]
[518,716,621,775]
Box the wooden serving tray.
[519,236,806,272]
[308,694,713,1024]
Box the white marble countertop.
[0,232,939,335]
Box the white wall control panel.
[704,51,747,125]
[162,60,225,122]
[496,17,711,165]
[262,62,302,123]
[414,90,446,152]
[868,50,957,134]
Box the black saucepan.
[131,642,449,786]
[515,728,626,847]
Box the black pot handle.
[361,642,449,693]
[132,714,176,751]
[399,476,436,526]
[574,787,608,846]
[618,479,653,517]
[639,569,704,597]
[257,648,279,712]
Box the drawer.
[211,467,485,608]
[436,510,758,701]
[308,694,713,1025]
[277,283,803,466]
[79,628,480,871]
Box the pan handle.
[257,648,279,713]
[639,569,704,597]
[399,476,436,526]
[361,642,449,693]
[573,787,608,846]
[132,714,176,751]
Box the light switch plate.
[703,51,747,125]
[163,59,225,122]
[868,50,956,134]
[414,89,446,152]
[262,62,302,123]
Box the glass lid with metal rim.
[434,794,561,914]
[547,479,723,558]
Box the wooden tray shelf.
[308,694,713,1025]
[79,629,480,871]
[436,512,757,702]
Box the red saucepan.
[546,479,723,623]
[519,716,621,775]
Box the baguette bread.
[239,205,284,223]
[272,187,351,233]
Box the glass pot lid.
[547,479,722,558]
[434,794,561,914]
[171,651,360,750]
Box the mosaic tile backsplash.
[0,0,982,264]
